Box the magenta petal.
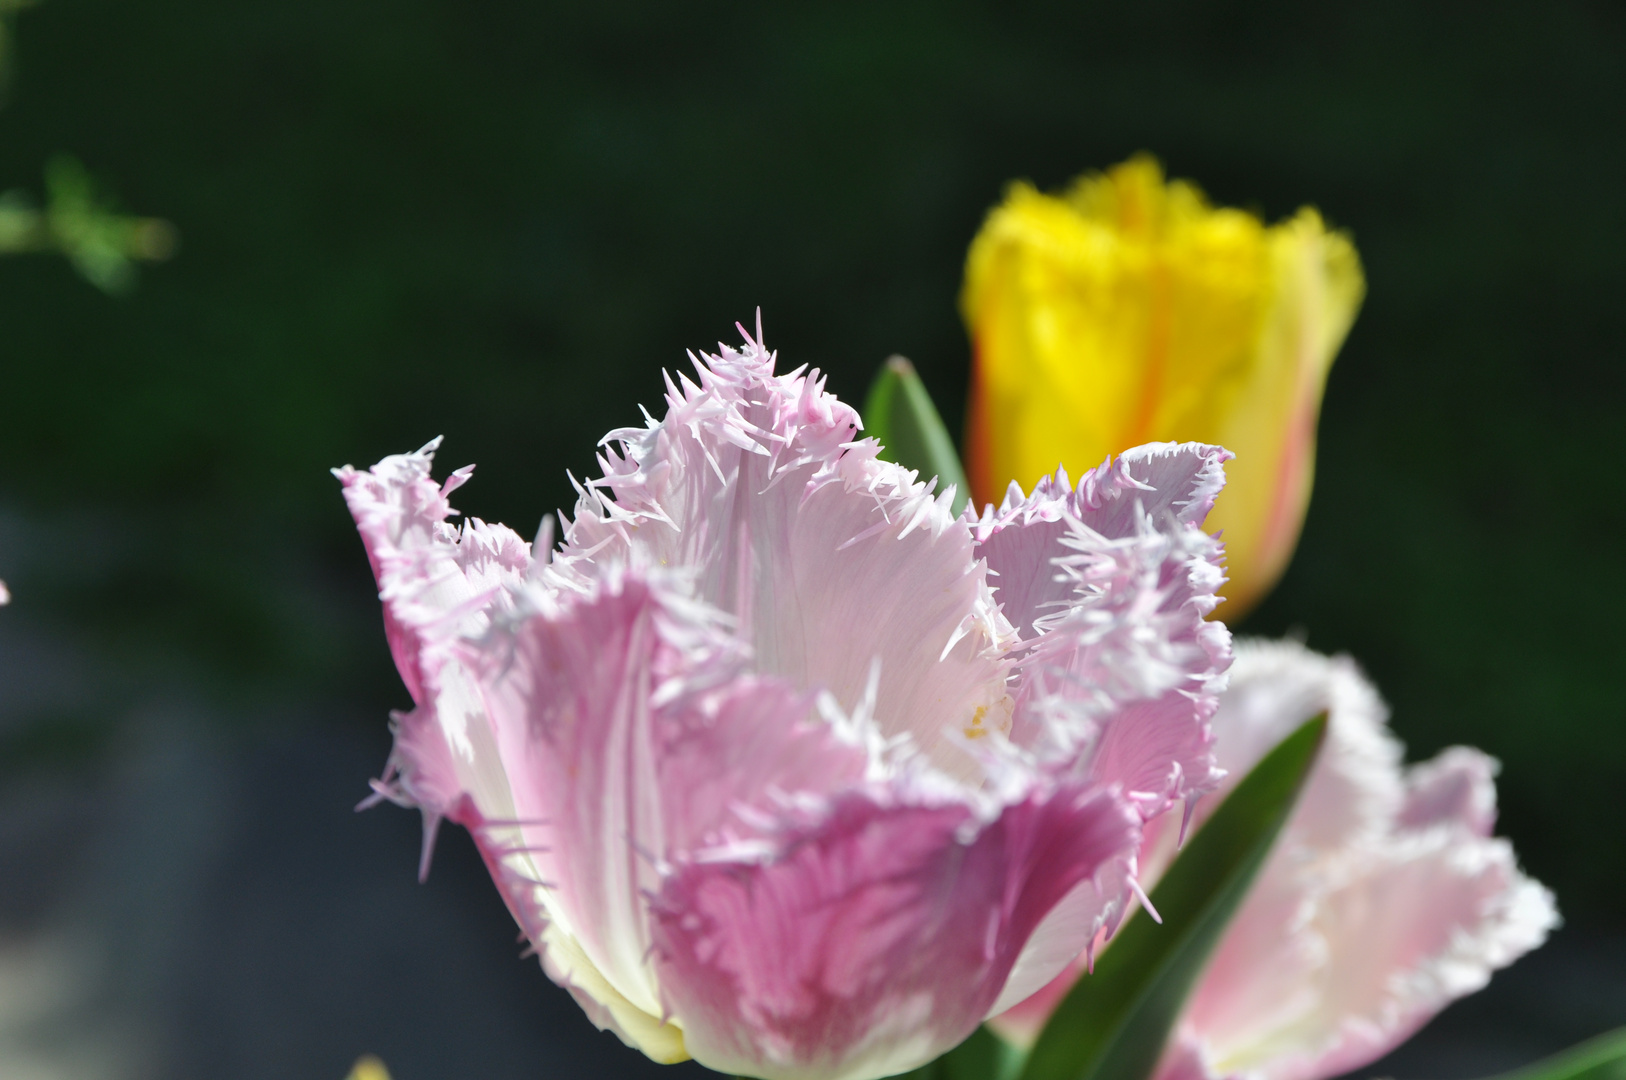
[650,785,1139,1080]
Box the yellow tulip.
[961,155,1363,618]
[344,1055,391,1080]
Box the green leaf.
[862,355,970,518]
[1016,714,1329,1080]
[1479,1028,1626,1080]
[897,1024,1026,1080]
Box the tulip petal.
[335,438,531,711]
[550,328,1015,778]
[972,445,1231,1013]
[984,862,1129,1019]
[999,639,1555,1072]
[1155,1032,1232,1080]
[973,442,1232,817]
[334,440,532,828]
[1399,746,1499,836]
[339,442,878,1060]
[1182,830,1557,1080]
[338,444,689,1055]
[1162,640,1557,1080]
[650,784,1140,1080]
[1169,639,1404,862]
[339,329,1238,1076]
[971,442,1226,641]
[464,567,878,1050]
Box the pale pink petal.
[996,639,1554,1074]
[972,443,1232,818]
[1290,835,1553,1080]
[1153,1029,1236,1080]
[1171,640,1556,1080]
[1400,747,1498,836]
[650,784,1140,1080]
[1140,638,1404,883]
[1160,835,1324,1076]
[549,328,1015,780]
[1186,829,1557,1080]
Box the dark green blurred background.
[0,1,1621,1077]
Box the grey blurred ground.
[0,613,1618,1080]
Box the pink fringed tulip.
[993,638,1557,1080]
[336,324,1233,1080]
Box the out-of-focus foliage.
[0,156,177,292]
[0,0,35,84]
[863,355,971,517]
[1488,1028,1626,1080]
[0,3,175,291]
[0,0,1619,933]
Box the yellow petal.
[345,1055,392,1080]
[962,155,1364,617]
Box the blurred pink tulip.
[992,639,1557,1080]
[336,323,1234,1080]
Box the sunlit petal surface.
[336,322,1231,1079]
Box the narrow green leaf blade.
[862,355,970,517]
[1479,1028,1626,1080]
[1017,715,1329,1080]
